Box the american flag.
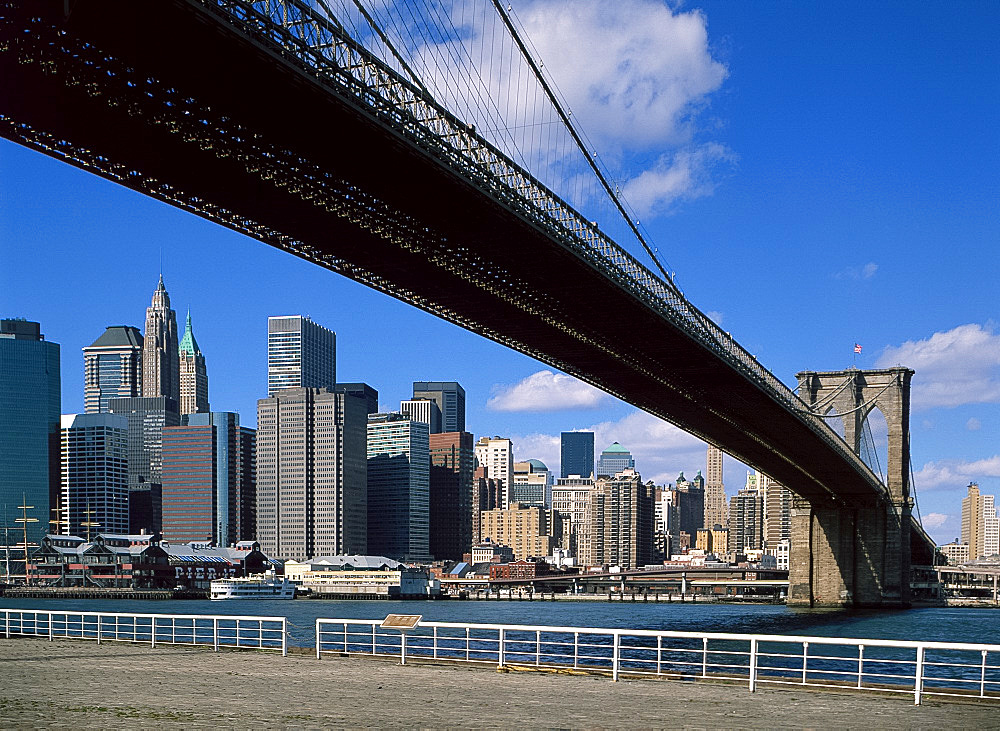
[854,343,863,354]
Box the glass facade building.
[367,413,430,562]
[560,431,595,478]
[82,325,143,414]
[60,413,129,538]
[596,442,635,477]
[267,316,336,396]
[0,319,60,548]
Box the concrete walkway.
[1,638,996,729]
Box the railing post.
[536,630,541,666]
[982,650,989,698]
[802,642,808,684]
[401,631,407,666]
[49,613,54,642]
[702,637,708,678]
[857,644,864,688]
[97,614,101,644]
[498,628,505,668]
[151,617,156,648]
[749,638,759,692]
[281,619,287,657]
[914,646,925,705]
[315,619,321,660]
[433,626,438,660]
[612,632,620,682]
[4,610,8,639]
[214,618,219,652]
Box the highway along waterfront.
[1,597,997,649]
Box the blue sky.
[1,1,997,545]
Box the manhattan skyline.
[1,1,997,546]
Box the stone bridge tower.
[789,367,914,606]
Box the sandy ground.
[0,637,996,729]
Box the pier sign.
[381,614,422,630]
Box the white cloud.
[967,418,982,431]
[876,323,1000,410]
[920,512,950,529]
[517,0,728,150]
[621,143,736,216]
[834,262,879,280]
[913,455,1000,490]
[706,311,724,326]
[487,370,609,412]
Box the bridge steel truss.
[0,1,922,603]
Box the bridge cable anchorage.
[489,0,675,287]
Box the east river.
[2,596,998,649]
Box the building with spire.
[142,276,180,405]
[83,325,143,413]
[704,445,727,530]
[178,311,209,415]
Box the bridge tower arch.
[789,367,915,607]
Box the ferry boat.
[209,572,296,600]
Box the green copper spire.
[179,310,200,355]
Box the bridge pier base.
[788,496,910,607]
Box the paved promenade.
[1,638,996,728]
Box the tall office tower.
[511,460,550,507]
[412,381,465,433]
[178,312,209,415]
[475,436,514,505]
[256,388,367,560]
[585,469,653,570]
[142,276,180,404]
[162,412,244,546]
[962,482,1000,560]
[762,473,792,548]
[108,396,180,534]
[551,475,595,558]
[472,465,504,545]
[729,472,765,553]
[560,431,595,479]
[239,426,257,542]
[0,319,61,547]
[83,326,143,413]
[400,398,442,433]
[335,383,379,415]
[367,413,430,561]
[704,445,727,530]
[267,315,336,396]
[479,503,561,560]
[596,442,634,477]
[674,472,705,537]
[428,431,474,561]
[59,414,129,538]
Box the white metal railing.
[1,608,286,656]
[315,618,1000,705]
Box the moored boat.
[210,572,295,600]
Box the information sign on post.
[381,614,422,665]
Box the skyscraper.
[59,413,129,538]
[762,473,792,548]
[178,312,209,415]
[335,383,379,415]
[367,413,430,561]
[560,431,595,478]
[82,325,143,413]
[108,396,181,534]
[475,436,514,506]
[674,472,705,537]
[161,412,246,546]
[412,381,465,433]
[239,425,257,542]
[552,475,595,559]
[511,459,550,507]
[584,469,653,570]
[0,319,61,547]
[256,387,368,559]
[400,398,442,433]
[267,316,336,396]
[962,482,1000,560]
[729,472,765,553]
[428,431,474,561]
[142,276,180,404]
[704,445,727,530]
[596,442,634,477]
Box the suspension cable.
[489,0,673,285]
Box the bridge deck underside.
[1,1,882,506]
